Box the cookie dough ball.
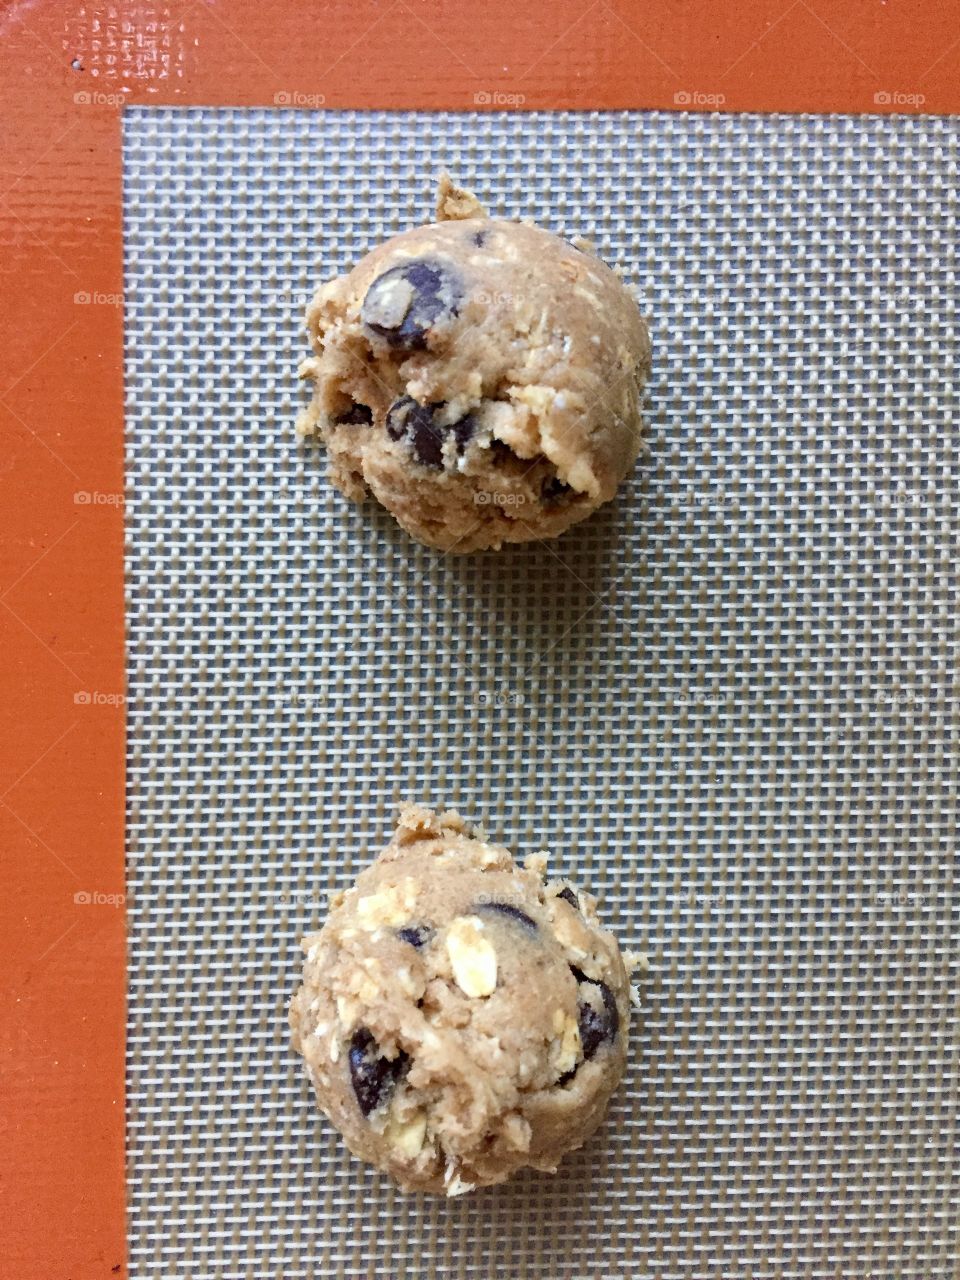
[296,177,651,553]
[290,805,636,1195]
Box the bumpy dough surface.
[296,178,652,553]
[290,805,635,1194]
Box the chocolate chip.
[474,901,538,930]
[386,396,474,469]
[471,230,488,247]
[556,886,579,911]
[453,414,476,450]
[570,967,619,1060]
[490,439,521,467]
[386,396,442,466]
[334,403,373,425]
[541,475,573,504]
[397,925,432,949]
[361,258,460,349]
[386,396,419,440]
[348,1028,408,1117]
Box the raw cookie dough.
[289,804,636,1195]
[296,177,652,553]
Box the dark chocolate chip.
[334,403,373,426]
[490,439,521,467]
[386,396,474,470]
[570,967,620,1060]
[361,259,460,349]
[474,901,538,930]
[386,395,415,440]
[409,414,446,468]
[397,924,432,949]
[453,414,476,450]
[541,475,574,504]
[348,1028,408,1117]
[556,886,579,911]
[471,230,488,247]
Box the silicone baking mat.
[123,109,958,1279]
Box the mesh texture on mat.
[123,109,959,1280]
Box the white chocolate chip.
[443,1158,476,1197]
[363,274,414,328]
[476,842,505,867]
[396,966,419,997]
[356,878,419,929]
[446,916,498,998]
[501,1112,532,1152]
[550,903,593,957]
[446,1175,476,1197]
[385,1109,427,1159]
[554,1011,582,1075]
[335,995,360,1030]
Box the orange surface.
[0,1,957,1275]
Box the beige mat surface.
[123,109,959,1279]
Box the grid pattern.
[123,109,959,1279]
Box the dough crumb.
[436,172,487,222]
[623,949,651,975]
[523,851,550,878]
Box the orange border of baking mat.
[1,2,956,1274]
